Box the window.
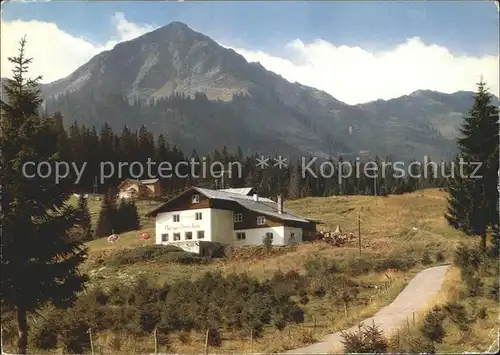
[266,232,273,239]
[173,233,181,241]
[257,216,266,225]
[173,214,180,222]
[185,231,192,240]
[234,213,243,223]
[195,212,202,220]
[236,232,246,240]
[197,231,205,239]
[192,194,200,203]
[161,233,169,242]
[290,233,295,240]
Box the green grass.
[67,188,481,353]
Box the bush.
[477,306,488,320]
[4,269,309,352]
[347,258,374,275]
[420,306,446,344]
[262,234,273,250]
[454,244,483,274]
[163,251,208,265]
[300,295,309,305]
[272,314,286,331]
[487,280,499,300]
[421,251,432,265]
[31,325,59,350]
[442,302,470,331]
[435,251,446,263]
[462,272,483,297]
[374,254,417,272]
[312,286,326,298]
[304,256,343,278]
[59,319,91,354]
[207,328,222,347]
[104,245,206,266]
[341,322,388,353]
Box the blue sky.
[1,0,499,104]
[3,1,498,55]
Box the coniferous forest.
[53,117,451,199]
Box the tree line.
[57,119,451,200]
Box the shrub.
[421,251,432,265]
[304,256,343,278]
[59,319,91,354]
[312,285,326,298]
[435,251,446,263]
[442,302,470,331]
[487,281,499,300]
[300,295,309,305]
[262,233,273,250]
[462,273,483,297]
[272,314,286,331]
[374,254,416,272]
[477,306,488,320]
[162,251,208,265]
[30,324,59,350]
[207,328,222,347]
[341,322,388,353]
[454,244,483,274]
[347,257,374,275]
[420,306,446,344]
[104,245,206,266]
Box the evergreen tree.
[76,195,93,241]
[95,193,116,237]
[126,199,141,231]
[446,80,499,251]
[287,162,301,199]
[114,199,141,233]
[0,37,88,354]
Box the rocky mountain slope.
[4,22,493,160]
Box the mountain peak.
[146,21,200,39]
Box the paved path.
[285,265,450,354]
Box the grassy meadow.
[21,187,488,354]
[2,189,487,354]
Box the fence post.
[250,329,253,353]
[358,213,361,256]
[204,329,209,355]
[154,328,158,354]
[88,328,94,355]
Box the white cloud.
[0,12,156,83]
[223,38,499,104]
[1,12,497,104]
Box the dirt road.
[286,265,450,354]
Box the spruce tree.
[76,195,93,240]
[95,193,116,237]
[127,199,141,231]
[0,37,88,354]
[446,80,499,251]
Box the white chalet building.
[146,187,319,254]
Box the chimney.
[277,194,283,213]
[253,193,259,202]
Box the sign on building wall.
[166,223,202,231]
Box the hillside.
[3,189,495,354]
[76,189,484,353]
[31,22,492,161]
